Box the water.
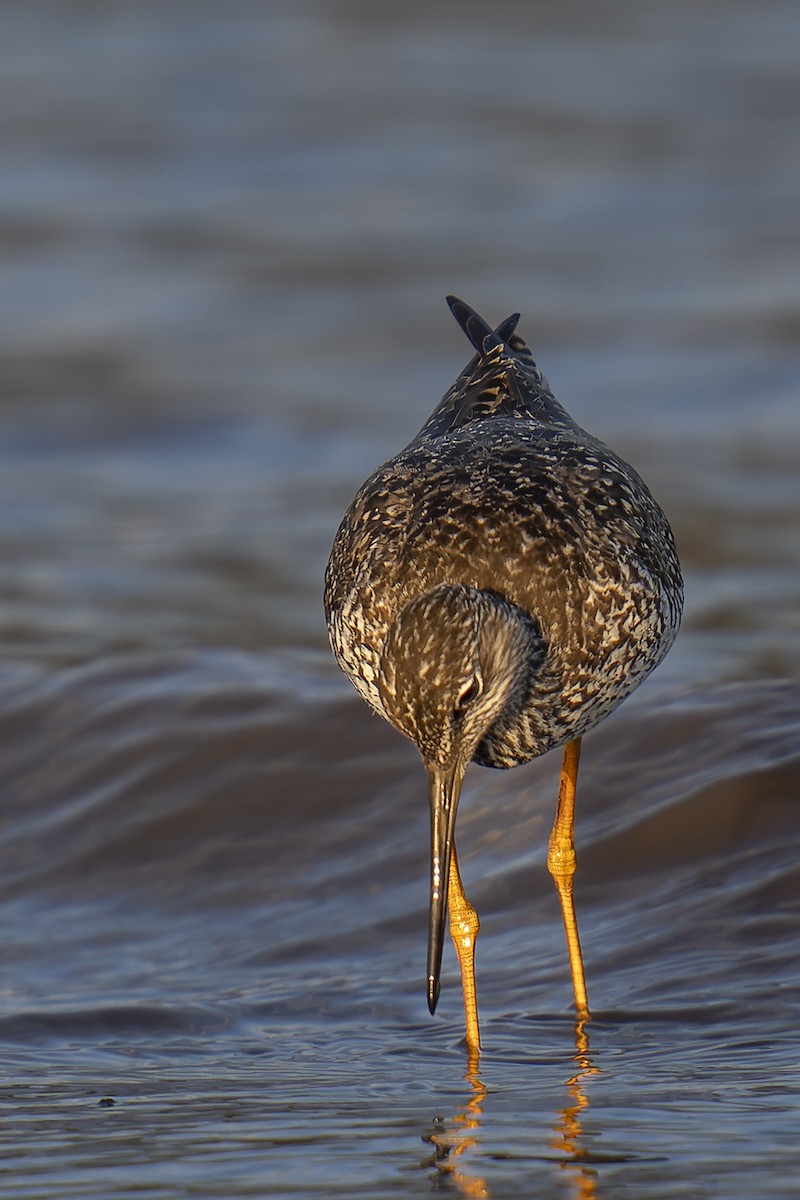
[1,1,799,1196]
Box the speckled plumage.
[325,297,683,770]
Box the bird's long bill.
[426,760,465,1015]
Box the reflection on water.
[550,1021,602,1200]
[426,1020,601,1198]
[424,1061,489,1197]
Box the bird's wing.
[416,301,574,442]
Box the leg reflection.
[550,1016,601,1199]
[423,1061,489,1198]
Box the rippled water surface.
[1,1,799,1197]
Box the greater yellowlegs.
[325,296,682,1052]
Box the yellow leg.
[448,843,481,1056]
[547,738,590,1019]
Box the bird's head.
[378,584,536,765]
[378,584,541,1014]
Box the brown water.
[1,1,800,1196]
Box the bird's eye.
[453,675,482,717]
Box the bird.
[324,296,683,1054]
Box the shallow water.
[1,660,799,1198]
[1,1,800,1197]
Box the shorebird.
[325,296,683,1053]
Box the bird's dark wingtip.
[446,295,520,356]
[427,975,440,1015]
[496,312,521,343]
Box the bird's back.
[325,298,683,766]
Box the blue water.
[1,0,799,1196]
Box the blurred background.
[1,2,799,1197]
[2,0,798,679]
